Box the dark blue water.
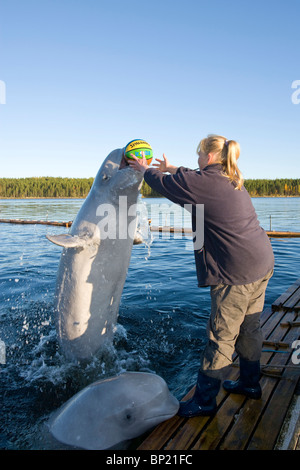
[0,197,300,449]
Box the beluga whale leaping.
[47,147,144,360]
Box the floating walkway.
[137,279,300,451]
[1,219,300,238]
[0,218,73,227]
[149,226,300,238]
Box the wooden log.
[280,321,300,327]
[265,231,300,238]
[149,226,300,238]
[1,220,300,238]
[262,340,290,349]
[294,301,300,311]
[0,218,73,227]
[149,226,190,234]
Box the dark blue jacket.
[144,164,274,287]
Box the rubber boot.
[177,370,221,418]
[222,357,262,399]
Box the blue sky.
[0,0,300,179]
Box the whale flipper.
[46,233,99,248]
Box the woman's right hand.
[152,154,178,174]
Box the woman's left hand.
[127,152,148,174]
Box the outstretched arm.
[128,152,196,206]
[152,154,178,174]
[127,153,178,175]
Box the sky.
[0,0,300,179]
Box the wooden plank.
[163,415,211,450]
[261,311,296,361]
[272,279,300,310]
[219,376,277,450]
[137,388,195,450]
[261,309,287,340]
[247,323,300,450]
[282,286,300,310]
[260,307,274,327]
[137,415,185,450]
[191,394,245,450]
[218,310,296,450]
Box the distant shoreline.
[0,197,86,200]
[1,177,299,198]
[1,195,300,200]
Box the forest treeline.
[0,177,299,198]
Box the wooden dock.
[137,279,300,451]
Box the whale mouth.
[119,153,130,170]
[144,411,178,422]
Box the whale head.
[49,372,179,450]
[92,148,143,197]
[46,147,143,250]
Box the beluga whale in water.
[46,147,144,360]
[49,372,179,450]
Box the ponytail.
[221,139,243,190]
[198,134,244,190]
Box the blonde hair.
[197,134,244,190]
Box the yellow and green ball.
[124,139,153,165]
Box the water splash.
[135,199,154,260]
